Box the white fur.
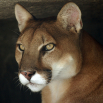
[30,73,46,84]
[27,83,46,92]
[19,73,47,92]
[52,55,76,80]
[48,79,71,103]
[49,80,64,103]
[19,74,29,85]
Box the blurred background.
[0,0,103,103]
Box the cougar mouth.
[29,82,36,85]
[27,82,47,92]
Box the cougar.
[15,2,103,103]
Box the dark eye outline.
[18,44,25,51]
[42,43,55,51]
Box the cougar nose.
[21,71,35,80]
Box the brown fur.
[15,2,103,103]
[42,31,103,103]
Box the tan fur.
[42,31,103,103]
[15,2,103,103]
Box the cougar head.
[15,2,83,92]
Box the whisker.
[20,83,22,91]
[15,79,19,84]
[30,91,32,95]
[22,85,25,90]
[14,72,18,74]
[16,82,21,88]
[25,88,29,92]
[12,30,19,36]
[13,76,18,81]
[7,28,20,36]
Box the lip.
[29,82,36,85]
[28,82,41,87]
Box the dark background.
[0,0,103,103]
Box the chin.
[27,83,46,92]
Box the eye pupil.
[19,44,24,51]
[45,43,54,51]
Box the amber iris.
[45,43,54,51]
[19,44,25,51]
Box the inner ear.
[15,4,34,32]
[57,2,83,33]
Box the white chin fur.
[19,73,47,92]
[27,83,46,92]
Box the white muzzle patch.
[19,73,47,92]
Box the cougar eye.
[44,43,55,51]
[19,44,25,51]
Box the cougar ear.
[15,4,33,32]
[57,2,83,33]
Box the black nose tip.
[21,71,36,80]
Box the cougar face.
[15,2,82,92]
